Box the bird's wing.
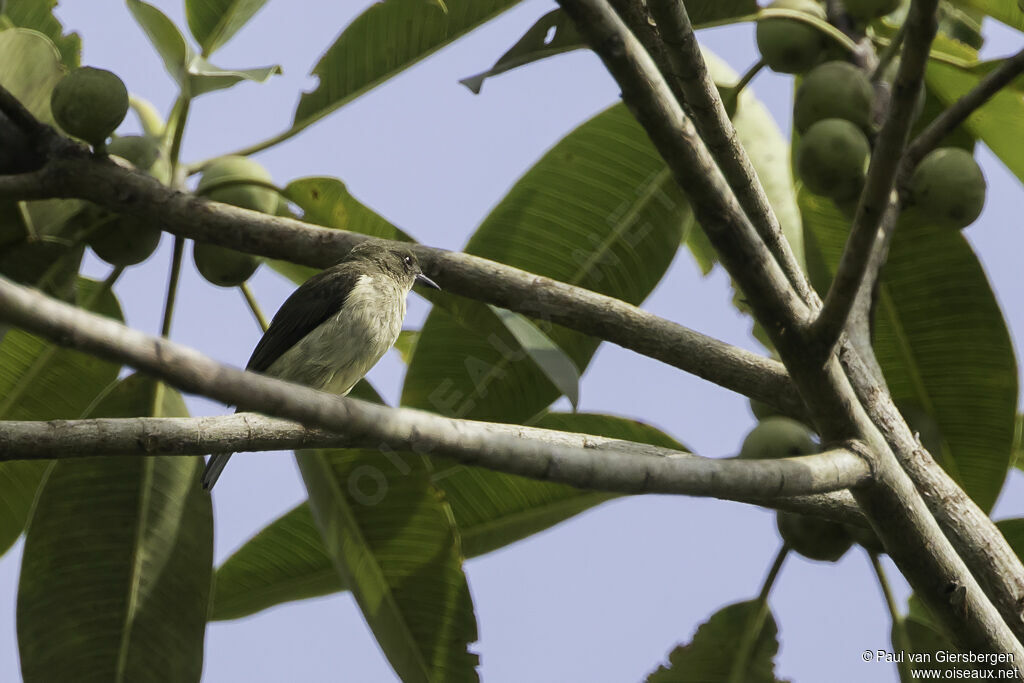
[246,264,359,373]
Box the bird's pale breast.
[265,274,407,394]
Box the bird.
[201,240,440,490]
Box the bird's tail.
[202,453,232,490]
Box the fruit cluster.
[50,68,277,285]
[756,0,986,230]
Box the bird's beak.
[415,273,441,290]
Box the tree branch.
[556,0,810,340]
[557,0,1024,665]
[0,151,804,419]
[647,0,815,303]
[0,274,868,504]
[809,0,939,354]
[904,47,1024,169]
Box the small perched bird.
[201,240,440,490]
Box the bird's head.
[344,240,440,292]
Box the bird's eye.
[403,255,413,269]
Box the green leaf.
[402,103,690,422]
[995,518,1024,558]
[893,613,960,682]
[487,305,580,409]
[459,9,581,94]
[17,374,212,682]
[185,0,269,55]
[800,194,1017,511]
[0,27,65,126]
[926,57,1024,186]
[297,448,479,683]
[394,329,419,364]
[459,3,759,94]
[0,0,80,68]
[0,277,122,558]
[1013,415,1023,471]
[127,0,191,88]
[948,0,1024,32]
[646,600,784,682]
[293,0,520,130]
[127,0,280,96]
[211,413,681,620]
[187,57,281,96]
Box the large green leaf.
[297,448,478,683]
[646,600,784,682]
[801,194,1017,511]
[402,103,691,422]
[185,0,269,55]
[926,58,1024,186]
[17,374,212,683]
[0,0,80,68]
[211,413,682,620]
[293,0,520,129]
[0,278,122,558]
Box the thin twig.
[871,553,914,682]
[240,282,269,332]
[160,236,184,337]
[904,47,1024,168]
[728,544,789,683]
[809,0,939,355]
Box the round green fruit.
[87,209,162,267]
[908,147,986,230]
[51,67,129,147]
[843,522,885,554]
[797,118,871,201]
[841,0,899,22]
[748,398,779,421]
[794,61,874,133]
[756,0,828,74]
[777,511,853,562]
[106,135,170,183]
[739,417,817,460]
[194,156,274,286]
[197,156,277,214]
[193,241,259,288]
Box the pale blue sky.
[1,2,1022,681]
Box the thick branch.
[840,344,1024,643]
[556,0,811,339]
[647,0,815,303]
[0,275,866,503]
[810,0,939,353]
[0,151,804,418]
[905,47,1024,168]
[0,408,869,503]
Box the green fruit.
[794,61,874,133]
[197,156,277,214]
[777,511,853,562]
[756,0,828,74]
[841,0,899,22]
[908,147,986,230]
[844,522,885,554]
[739,417,817,460]
[51,67,129,147]
[749,398,780,421]
[106,135,171,184]
[797,118,871,201]
[194,156,275,287]
[86,207,162,267]
[193,242,259,287]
